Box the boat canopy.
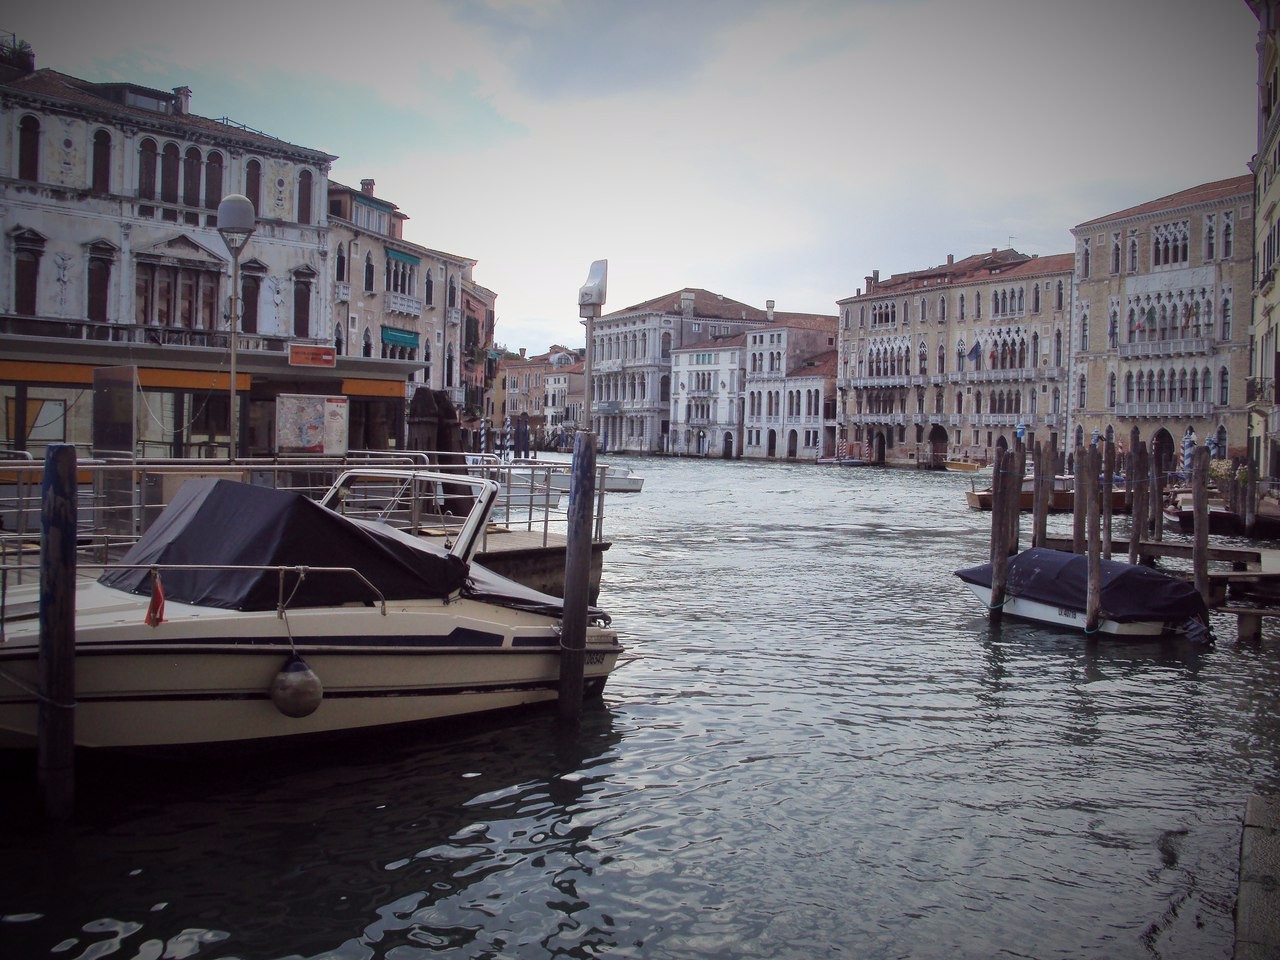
[955,547,1209,624]
[101,478,470,611]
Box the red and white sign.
[288,343,337,367]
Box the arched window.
[18,115,39,182]
[364,253,375,292]
[86,244,115,322]
[1032,284,1040,313]
[91,130,111,194]
[1108,373,1116,407]
[297,169,313,225]
[1221,299,1232,339]
[240,271,261,334]
[293,269,314,338]
[362,328,373,358]
[182,146,201,206]
[1111,236,1121,273]
[13,231,44,315]
[938,295,946,322]
[1125,371,1134,402]
[245,159,262,214]
[1078,375,1087,409]
[1220,368,1230,405]
[1054,330,1063,366]
[335,243,346,282]
[138,138,157,199]
[1128,238,1138,272]
[959,293,966,320]
[334,323,345,356]
[204,151,223,209]
[448,276,457,308]
[160,143,180,203]
[1055,280,1064,310]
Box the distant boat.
[944,459,989,473]
[816,456,872,467]
[1162,492,1236,533]
[955,547,1212,641]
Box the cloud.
[6,0,1261,351]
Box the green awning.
[386,249,421,265]
[381,326,419,347]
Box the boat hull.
[959,581,1171,636]
[0,584,621,749]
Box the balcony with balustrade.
[388,291,424,317]
[1117,336,1215,359]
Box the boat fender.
[270,656,323,718]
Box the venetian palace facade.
[1071,175,1254,469]
[837,249,1075,467]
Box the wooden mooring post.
[1192,445,1210,606]
[1031,441,1050,548]
[988,447,1012,624]
[1084,444,1102,634]
[1129,441,1151,567]
[1102,439,1115,559]
[558,431,596,723]
[39,444,77,821]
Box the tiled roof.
[767,311,838,331]
[3,67,335,163]
[607,288,766,321]
[1074,174,1253,229]
[843,248,1074,301]
[795,349,838,378]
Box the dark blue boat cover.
[955,547,1209,624]
[100,478,470,611]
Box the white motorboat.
[544,463,644,494]
[954,547,1212,641]
[0,469,622,749]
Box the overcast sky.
[8,0,1260,352]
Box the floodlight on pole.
[216,194,256,460]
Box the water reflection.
[2,459,1280,958]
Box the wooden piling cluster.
[987,434,1217,633]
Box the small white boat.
[0,469,622,749]
[944,459,990,473]
[545,463,644,494]
[955,547,1212,641]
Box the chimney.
[991,248,998,256]
[519,347,526,358]
[172,86,191,115]
[361,179,376,195]
[766,299,775,321]
[947,254,954,266]
[681,291,695,316]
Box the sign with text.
[288,343,337,367]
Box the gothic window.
[1206,221,1216,260]
[1125,371,1134,402]
[160,143,180,203]
[91,130,111,194]
[298,170,313,225]
[1222,298,1232,339]
[1220,367,1230,405]
[1080,314,1089,352]
[937,343,945,374]
[1081,239,1091,278]
[245,159,262,215]
[1055,281,1064,310]
[204,151,223,209]
[1017,288,1024,313]
[1079,375,1087,409]
[182,146,201,206]
[1032,284,1040,313]
[362,328,373,357]
[959,293,966,320]
[975,291,982,319]
[138,138,157,199]
[1224,217,1234,257]
[18,115,39,181]
[335,243,346,282]
[1111,234,1121,273]
[364,253,375,292]
[1128,238,1138,272]
[424,269,433,305]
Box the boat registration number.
[1057,607,1081,621]
[585,650,607,666]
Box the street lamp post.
[216,194,256,460]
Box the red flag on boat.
[145,571,166,627]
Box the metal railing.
[0,452,611,586]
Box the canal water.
[3,458,1280,959]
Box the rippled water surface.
[4,458,1280,959]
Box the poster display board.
[275,394,349,456]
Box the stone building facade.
[588,289,777,453]
[669,333,745,457]
[1070,175,1254,470]
[1248,0,1280,483]
[837,249,1074,467]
